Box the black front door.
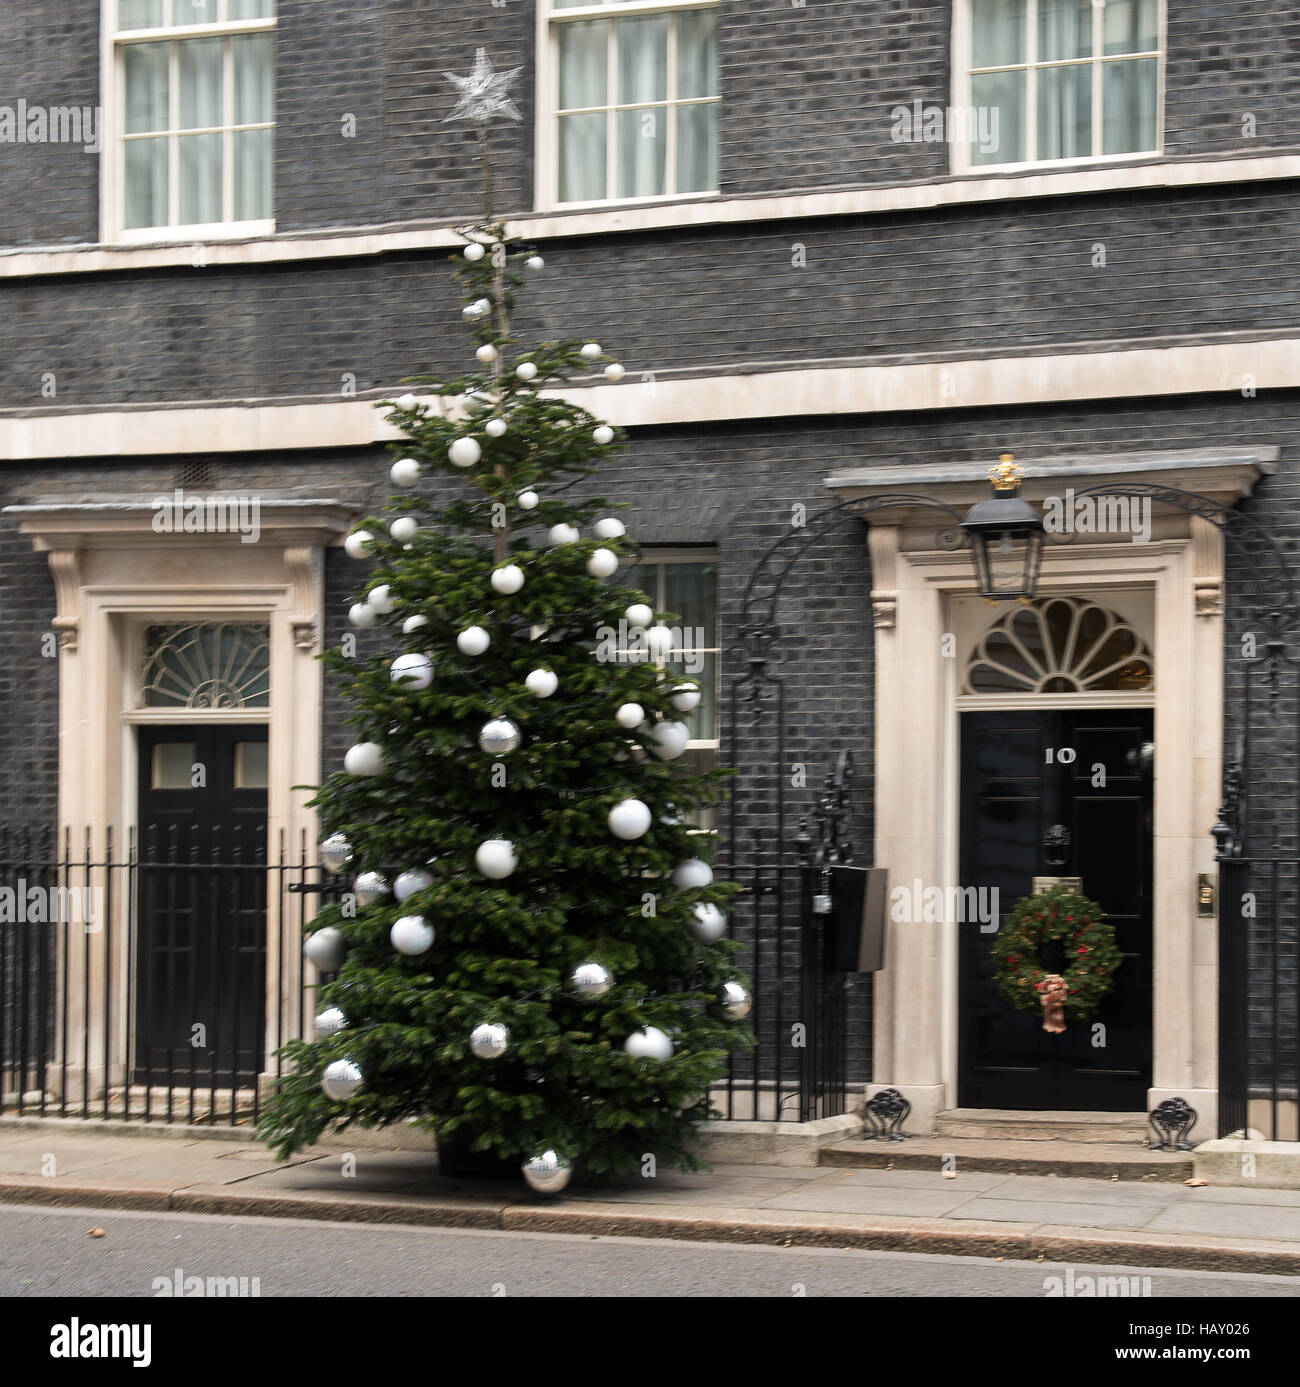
[959,709,1153,1110]
[135,724,268,1083]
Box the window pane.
[234,33,273,124]
[119,0,165,28]
[179,37,223,128]
[1103,57,1157,153]
[681,652,717,741]
[124,137,168,227]
[677,9,717,100]
[971,0,1026,69]
[1103,0,1158,55]
[174,0,217,26]
[234,740,269,789]
[1037,62,1091,159]
[681,749,717,832]
[1038,0,1092,62]
[124,42,169,133]
[234,127,271,217]
[617,107,666,197]
[153,743,197,790]
[970,69,1025,163]
[676,101,717,192]
[229,0,276,17]
[664,561,717,641]
[178,131,222,222]
[559,20,607,109]
[617,15,668,104]
[558,112,606,201]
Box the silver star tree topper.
[443,48,523,124]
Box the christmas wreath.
[991,885,1121,1030]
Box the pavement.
[1,1118,1299,1275]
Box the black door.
[959,709,1152,1110]
[135,725,268,1084]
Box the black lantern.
[961,455,1045,602]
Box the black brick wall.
[0,2,100,247]
[4,3,1300,250]
[3,181,1299,409]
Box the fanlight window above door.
[963,598,1153,695]
[140,622,270,709]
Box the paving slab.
[1143,1202,1300,1241]
[568,1176,816,1206]
[980,1174,1187,1206]
[754,1184,984,1217]
[949,1198,1159,1230]
[808,1167,1016,1193]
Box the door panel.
[959,709,1152,1110]
[135,724,268,1084]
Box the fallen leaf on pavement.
[87,1227,106,1238]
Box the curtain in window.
[970,0,1026,165]
[616,15,668,198]
[1036,0,1091,160]
[558,19,607,202]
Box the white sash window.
[954,0,1162,171]
[541,0,719,208]
[108,0,276,241]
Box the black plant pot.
[435,1132,519,1181]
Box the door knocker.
[1042,823,1071,868]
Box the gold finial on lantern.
[988,453,1023,492]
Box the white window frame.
[950,0,1165,176]
[535,0,721,212]
[102,0,276,244]
[619,547,721,830]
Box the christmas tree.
[256,53,751,1190]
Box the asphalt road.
[0,1201,1297,1298]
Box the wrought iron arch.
[726,495,967,861]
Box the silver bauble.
[354,870,389,906]
[570,961,614,999]
[315,1006,348,1036]
[320,832,353,874]
[719,981,753,1020]
[479,717,521,756]
[390,913,435,956]
[521,1149,573,1194]
[469,1021,510,1060]
[690,903,728,944]
[672,858,714,890]
[393,867,434,902]
[303,925,345,972]
[321,1058,364,1101]
[624,1026,674,1062]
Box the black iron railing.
[0,823,322,1127]
[0,824,850,1127]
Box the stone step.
[821,1136,1193,1182]
[933,1108,1149,1144]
